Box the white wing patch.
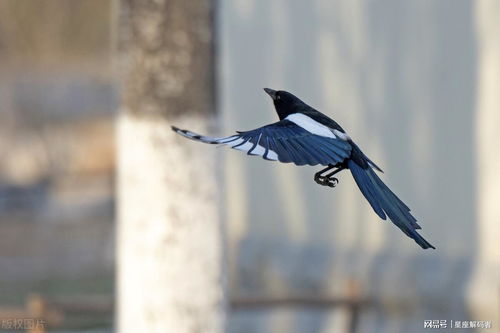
[232,141,254,152]
[227,137,244,146]
[219,136,240,143]
[264,150,278,160]
[172,126,278,162]
[231,135,278,161]
[332,129,350,141]
[285,113,336,138]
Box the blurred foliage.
[0,0,112,67]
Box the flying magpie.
[172,88,435,249]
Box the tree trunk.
[468,0,500,323]
[116,0,226,332]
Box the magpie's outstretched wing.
[172,120,352,166]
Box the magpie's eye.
[276,94,281,100]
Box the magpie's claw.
[314,175,339,188]
[328,177,339,187]
[314,177,325,186]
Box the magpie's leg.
[314,164,338,187]
[323,166,346,188]
[314,165,334,180]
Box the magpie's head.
[264,88,309,119]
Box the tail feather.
[348,160,434,249]
[366,156,384,173]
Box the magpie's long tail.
[348,160,435,249]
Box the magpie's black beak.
[264,88,277,100]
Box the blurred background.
[0,0,498,332]
[0,0,115,331]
